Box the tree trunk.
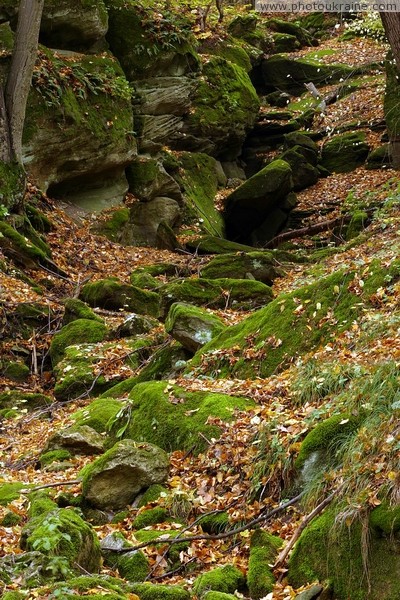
[5,0,44,163]
[380,12,400,169]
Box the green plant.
[291,359,359,405]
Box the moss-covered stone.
[108,380,254,454]
[80,279,160,318]
[175,152,225,238]
[344,211,369,241]
[202,593,237,600]
[190,261,399,379]
[93,207,130,243]
[184,56,259,159]
[295,414,360,470]
[0,391,52,411]
[247,530,283,598]
[0,220,48,268]
[27,491,58,519]
[165,302,225,353]
[320,132,370,173]
[200,36,253,72]
[262,54,357,95]
[81,440,170,510]
[50,318,108,366]
[159,277,273,316]
[366,144,392,170]
[201,251,279,285]
[0,161,25,212]
[279,146,319,191]
[39,449,72,468]
[132,583,190,600]
[1,511,22,527]
[138,484,168,507]
[132,507,169,529]
[102,531,150,582]
[193,565,245,597]
[0,483,24,506]
[185,235,256,254]
[288,506,400,599]
[71,398,122,433]
[44,574,133,599]
[62,298,104,326]
[223,159,293,244]
[198,512,229,534]
[54,337,156,401]
[23,507,101,573]
[1,360,30,382]
[44,425,105,455]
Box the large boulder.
[126,157,182,202]
[165,302,225,353]
[81,439,170,510]
[49,318,108,367]
[200,251,280,285]
[44,425,106,455]
[223,159,293,244]
[23,50,135,209]
[80,279,160,317]
[320,132,370,173]
[181,56,260,159]
[120,197,181,247]
[108,381,254,453]
[40,0,108,51]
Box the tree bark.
[380,12,400,169]
[5,0,44,163]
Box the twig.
[273,488,338,571]
[20,479,81,494]
[102,492,304,554]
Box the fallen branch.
[273,487,338,571]
[102,492,304,554]
[264,210,372,249]
[20,479,81,494]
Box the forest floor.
[0,30,399,600]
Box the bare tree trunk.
[380,12,400,169]
[0,86,12,162]
[5,0,44,163]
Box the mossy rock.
[175,152,225,238]
[39,449,72,468]
[198,512,229,534]
[320,132,370,173]
[1,511,22,527]
[138,484,168,508]
[108,380,255,453]
[223,159,293,244]
[43,575,133,599]
[0,161,25,211]
[0,391,52,410]
[199,36,253,72]
[266,17,315,46]
[344,211,369,241]
[200,251,280,285]
[102,531,150,582]
[1,360,30,382]
[190,261,399,380]
[132,507,169,529]
[279,146,320,191]
[0,220,48,268]
[80,279,160,318]
[165,302,225,353]
[81,439,169,511]
[185,235,256,255]
[159,277,273,316]
[114,312,159,338]
[0,483,24,506]
[366,144,392,170]
[193,565,246,597]
[288,506,400,599]
[272,32,300,52]
[27,491,58,519]
[62,298,104,326]
[262,54,356,95]
[247,530,283,598]
[93,207,130,243]
[44,425,105,455]
[132,583,190,600]
[23,507,101,573]
[130,270,161,290]
[202,593,237,600]
[184,56,259,160]
[50,318,108,366]
[71,398,123,433]
[54,336,156,401]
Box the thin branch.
[102,492,304,554]
[20,479,81,494]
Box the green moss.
[201,37,252,71]
[93,207,130,243]
[0,221,47,264]
[160,277,273,316]
[193,565,245,597]
[344,211,369,240]
[369,503,400,535]
[71,398,122,433]
[200,251,278,284]
[190,263,397,379]
[185,235,256,254]
[138,484,168,507]
[1,511,22,527]
[186,57,259,159]
[28,491,58,518]
[0,161,25,211]
[130,270,160,290]
[288,507,400,599]
[50,319,108,366]
[80,279,160,317]
[384,57,400,142]
[198,512,229,534]
[0,483,24,506]
[117,550,149,582]
[132,583,190,600]
[176,152,224,237]
[295,414,360,470]
[320,132,370,173]
[63,298,104,326]
[247,530,283,598]
[24,508,101,573]
[165,302,225,351]
[39,450,72,468]
[2,361,30,382]
[44,574,132,597]
[133,507,169,529]
[1,593,25,600]
[108,380,254,453]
